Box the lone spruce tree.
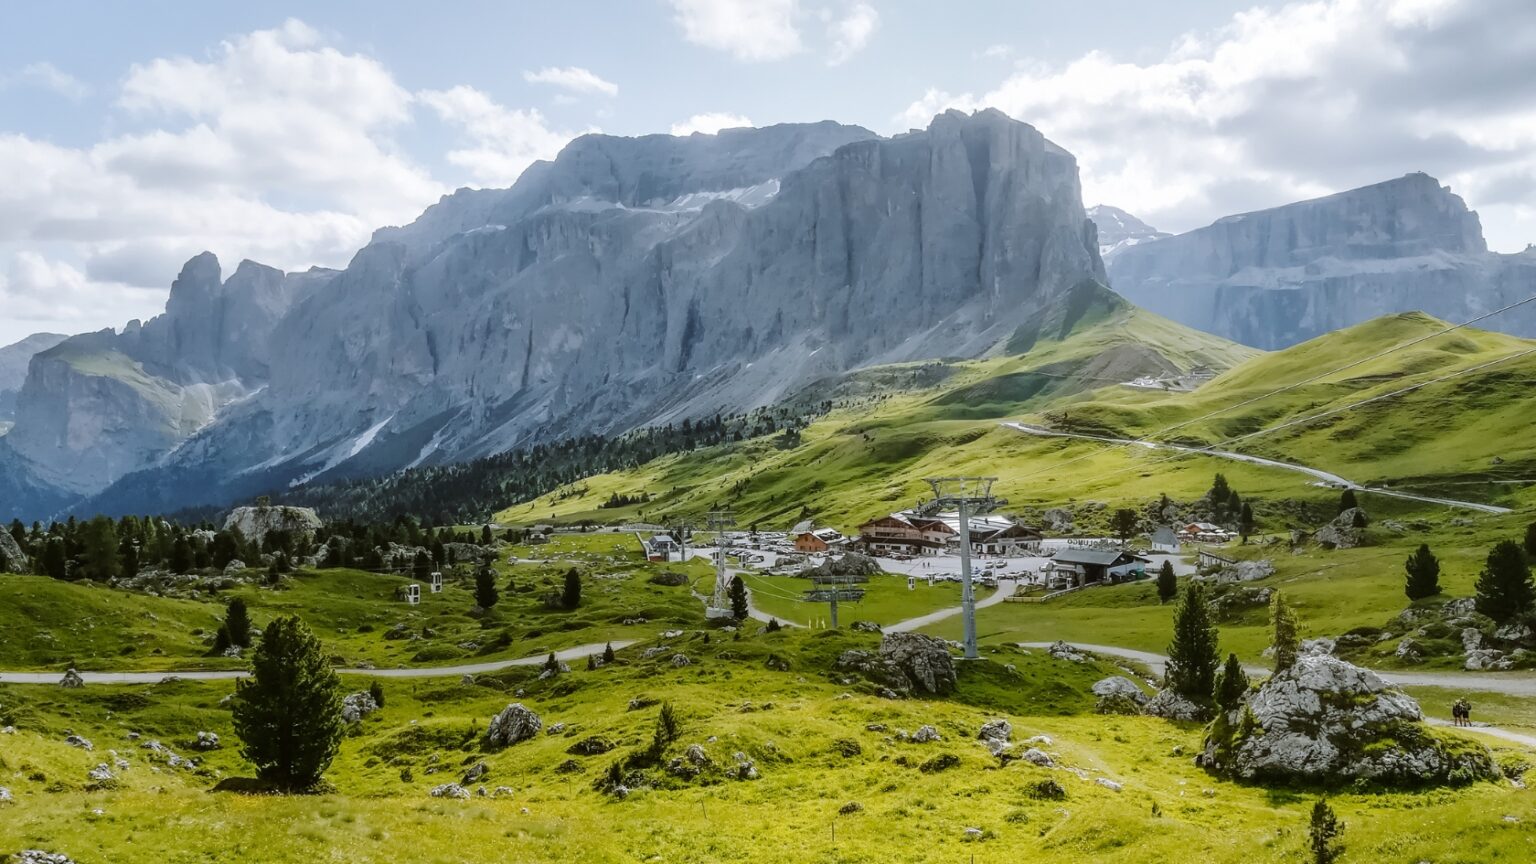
[1403,543,1442,601]
[562,568,582,609]
[474,563,500,610]
[1524,521,1536,560]
[1337,489,1359,514]
[223,597,253,648]
[729,575,749,620]
[1270,591,1300,672]
[1156,560,1178,604]
[1214,652,1249,713]
[1166,581,1220,702]
[1475,540,1535,623]
[1308,799,1344,864]
[230,616,344,791]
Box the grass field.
[1,627,1532,864]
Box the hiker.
[1452,698,1471,727]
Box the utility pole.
[706,508,735,617]
[924,477,1004,660]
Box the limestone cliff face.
[0,332,67,422]
[9,110,1107,518]
[0,256,323,498]
[1107,173,1536,348]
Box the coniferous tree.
[650,702,680,758]
[368,680,385,709]
[42,536,68,580]
[76,516,120,581]
[602,642,616,664]
[1166,581,1220,702]
[412,550,433,582]
[729,574,749,620]
[1338,489,1359,514]
[1239,502,1256,541]
[1271,591,1301,672]
[119,537,139,577]
[230,616,344,791]
[169,534,193,573]
[1308,799,1344,864]
[1524,521,1536,560]
[1156,560,1178,604]
[474,563,500,610]
[1475,540,1535,623]
[224,597,253,648]
[1214,652,1249,712]
[562,568,582,609]
[1403,543,1442,601]
[480,525,494,546]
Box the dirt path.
[1002,422,1513,514]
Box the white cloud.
[827,2,879,65]
[420,86,583,186]
[670,112,755,136]
[522,66,618,97]
[976,44,1012,61]
[3,62,88,100]
[0,19,450,343]
[668,0,804,62]
[899,0,1536,251]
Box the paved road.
[0,641,637,686]
[885,579,1017,633]
[1002,422,1513,515]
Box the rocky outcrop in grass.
[1201,655,1497,786]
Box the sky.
[2,0,1535,345]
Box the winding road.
[0,641,637,686]
[1002,421,1513,514]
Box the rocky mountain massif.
[1086,205,1168,258]
[0,333,67,425]
[1103,173,1536,349]
[2,110,1110,520]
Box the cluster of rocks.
[1200,655,1497,786]
[1198,560,1276,585]
[59,670,84,689]
[800,553,881,581]
[1046,641,1088,663]
[13,852,78,864]
[190,731,220,751]
[1091,676,1150,715]
[1346,597,1536,670]
[833,632,957,697]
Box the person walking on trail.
[1452,698,1471,727]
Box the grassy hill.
[2,625,1532,864]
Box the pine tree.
[230,616,344,791]
[1214,652,1249,712]
[480,525,494,545]
[729,574,749,620]
[1308,799,1344,864]
[650,702,680,758]
[562,568,582,609]
[1524,521,1536,560]
[602,642,616,664]
[474,563,500,610]
[1404,543,1442,601]
[412,550,432,582]
[1239,502,1255,541]
[1271,591,1301,672]
[1156,560,1178,604]
[76,516,120,581]
[1338,489,1359,514]
[42,536,68,580]
[1166,581,1220,702]
[368,680,385,709]
[1474,540,1535,623]
[170,535,193,573]
[224,597,253,648]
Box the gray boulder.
[1092,676,1149,704]
[59,669,84,688]
[1047,641,1088,663]
[1314,508,1369,550]
[1041,508,1074,533]
[223,504,322,549]
[878,632,957,696]
[430,783,471,799]
[1143,690,1206,722]
[911,725,942,743]
[1207,655,1497,785]
[485,703,542,748]
[341,691,380,724]
[0,529,27,572]
[976,719,1011,756]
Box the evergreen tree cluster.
[278,403,835,524]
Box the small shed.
[1151,526,1180,553]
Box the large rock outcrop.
[29,110,1107,519]
[1108,173,1536,349]
[223,505,323,548]
[0,529,26,572]
[1202,655,1496,786]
